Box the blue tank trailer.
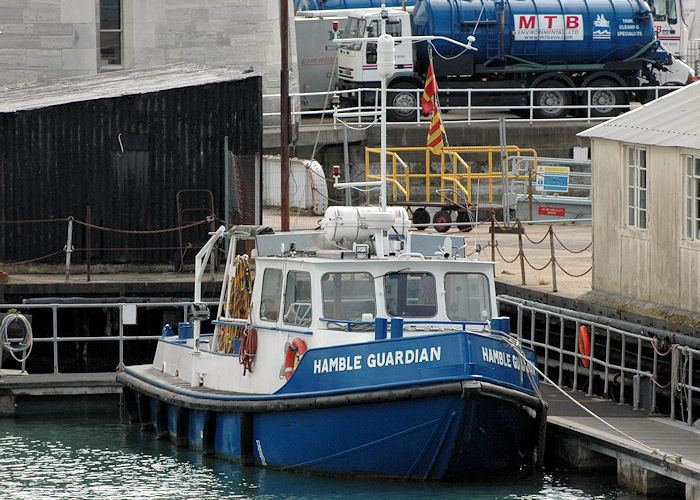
[333,0,685,119]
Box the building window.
[683,155,700,240]
[625,146,647,229]
[100,0,122,69]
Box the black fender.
[529,72,576,89]
[387,74,423,89]
[580,71,626,88]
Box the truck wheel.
[412,207,430,230]
[589,79,626,117]
[433,210,452,233]
[534,80,571,119]
[387,82,418,122]
[456,210,474,232]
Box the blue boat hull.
[120,374,543,479]
[252,391,538,478]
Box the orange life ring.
[284,338,307,380]
[578,326,591,367]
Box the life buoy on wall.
[578,326,591,367]
[284,338,307,380]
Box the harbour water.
[1,395,639,499]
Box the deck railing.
[498,295,700,426]
[2,297,697,426]
[263,85,684,126]
[0,301,217,374]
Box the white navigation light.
[377,33,395,78]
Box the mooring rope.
[0,313,33,364]
[488,328,683,464]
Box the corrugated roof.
[578,80,700,149]
[0,63,257,113]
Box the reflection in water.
[0,396,630,499]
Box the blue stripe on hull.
[252,394,537,479]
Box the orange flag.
[421,62,438,114]
[427,108,444,156]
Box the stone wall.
[0,0,297,98]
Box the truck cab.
[645,0,700,73]
[337,9,418,118]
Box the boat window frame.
[321,271,377,322]
[383,271,437,318]
[259,268,283,322]
[283,270,313,327]
[444,271,492,322]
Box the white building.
[579,82,700,318]
[0,0,298,99]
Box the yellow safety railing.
[365,146,537,205]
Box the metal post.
[573,320,579,391]
[604,327,611,398]
[86,205,91,282]
[517,221,526,285]
[52,306,59,374]
[490,218,495,261]
[549,225,557,292]
[343,127,351,206]
[498,117,509,226]
[588,326,594,395]
[671,348,678,420]
[528,166,534,221]
[380,76,387,210]
[64,217,73,280]
[224,136,231,228]
[620,336,626,404]
[119,304,124,370]
[652,350,658,413]
[544,313,550,379]
[280,0,291,231]
[688,353,694,425]
[558,318,564,386]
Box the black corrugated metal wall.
[0,75,262,266]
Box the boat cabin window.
[283,271,312,327]
[384,272,436,317]
[260,268,282,321]
[321,272,376,323]
[444,272,491,322]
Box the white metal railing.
[263,85,683,127]
[0,301,217,374]
[498,295,700,426]
[3,296,696,425]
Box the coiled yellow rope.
[219,256,253,353]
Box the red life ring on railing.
[284,338,307,380]
[578,326,591,367]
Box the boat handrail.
[320,317,489,332]
[403,319,489,330]
[212,318,249,326]
[320,317,376,332]
[397,252,425,260]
